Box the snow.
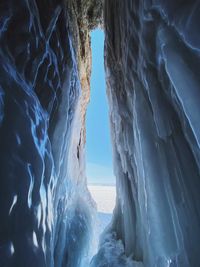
[88,185,116,214]
[88,185,143,267]
[88,185,116,249]
[90,232,144,267]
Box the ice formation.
[1,0,200,267]
[93,1,200,266]
[0,1,101,266]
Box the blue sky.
[86,29,115,185]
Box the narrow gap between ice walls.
[86,29,116,258]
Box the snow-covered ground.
[88,185,116,235]
[88,185,116,213]
[88,186,143,267]
[88,185,116,241]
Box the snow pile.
[90,232,143,267]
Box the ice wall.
[0,1,102,267]
[2,0,200,266]
[92,1,200,266]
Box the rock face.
[93,0,200,266]
[0,1,101,267]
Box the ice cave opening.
[85,29,116,252]
[2,1,200,267]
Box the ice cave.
[0,1,200,267]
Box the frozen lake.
[88,185,116,238]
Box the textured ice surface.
[99,0,200,266]
[1,0,200,267]
[90,232,144,267]
[0,1,94,267]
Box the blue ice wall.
[0,1,93,267]
[91,1,200,266]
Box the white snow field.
[88,185,116,236]
[88,185,116,213]
[88,185,144,267]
